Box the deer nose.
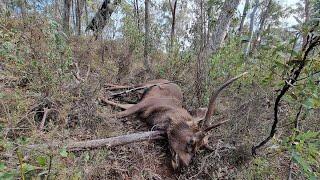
[179,153,192,166]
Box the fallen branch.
[109,82,174,98]
[39,108,50,131]
[25,131,165,151]
[105,83,134,90]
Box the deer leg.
[101,97,135,110]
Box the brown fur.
[106,73,247,169]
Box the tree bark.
[134,0,141,33]
[245,0,259,56]
[117,44,134,82]
[238,0,250,35]
[86,0,121,37]
[18,0,27,17]
[302,0,310,48]
[304,0,310,22]
[63,0,72,35]
[169,0,178,49]
[195,0,240,105]
[75,0,84,36]
[144,0,152,73]
[210,0,241,54]
[25,131,165,151]
[195,0,206,105]
[254,0,272,48]
[85,0,88,26]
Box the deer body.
[105,73,247,169]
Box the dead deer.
[103,72,247,169]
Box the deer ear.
[189,108,207,124]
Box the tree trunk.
[210,0,241,54]
[169,0,178,49]
[195,0,206,105]
[117,44,134,82]
[75,0,83,36]
[18,0,27,17]
[254,0,272,48]
[63,0,71,35]
[302,0,310,47]
[54,0,59,19]
[134,0,141,33]
[238,0,250,35]
[195,0,240,105]
[144,0,152,73]
[85,0,88,26]
[86,0,121,37]
[245,0,259,56]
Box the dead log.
[25,131,165,151]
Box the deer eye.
[187,138,195,145]
[186,139,195,152]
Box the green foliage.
[284,131,320,179]
[59,147,69,158]
[209,38,245,80]
[0,162,17,180]
[36,156,47,167]
[246,157,278,179]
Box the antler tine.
[202,72,248,128]
[203,119,230,132]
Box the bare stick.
[16,150,25,180]
[47,155,53,180]
[39,108,50,131]
[288,105,303,180]
[25,131,165,151]
[105,83,134,90]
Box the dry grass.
[1,16,319,180]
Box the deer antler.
[202,72,248,129]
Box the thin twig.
[39,108,50,131]
[287,105,303,180]
[46,155,53,180]
[296,70,320,82]
[16,150,25,180]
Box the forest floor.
[1,74,293,179]
[1,19,318,179]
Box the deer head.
[167,72,248,170]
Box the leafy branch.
[252,32,320,155]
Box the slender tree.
[245,0,259,56]
[63,0,71,34]
[75,0,84,36]
[195,0,207,105]
[302,0,310,47]
[144,0,152,73]
[210,0,241,54]
[195,0,240,105]
[238,0,250,35]
[254,0,272,48]
[169,0,178,49]
[86,0,121,37]
[134,0,141,33]
[18,0,27,17]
